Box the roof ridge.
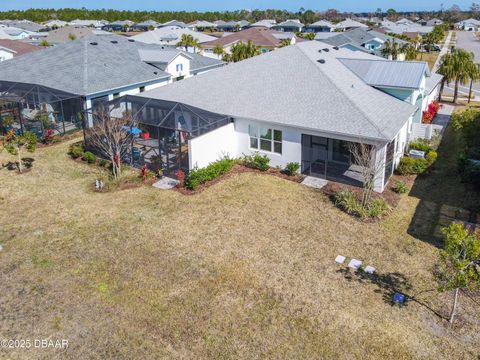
[296,45,390,140]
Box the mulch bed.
[37,131,83,148]
[174,164,305,195]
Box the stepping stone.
[335,255,346,264]
[347,259,362,270]
[152,177,178,190]
[364,266,375,274]
[301,176,328,189]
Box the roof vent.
[333,46,339,50]
[128,39,135,42]
[318,49,322,53]
[317,59,326,64]
[90,42,98,45]
[110,40,118,44]
[323,48,330,52]
[154,71,158,75]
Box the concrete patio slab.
[152,177,178,190]
[301,176,328,189]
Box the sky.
[0,0,473,12]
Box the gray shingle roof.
[136,41,417,142]
[0,34,223,96]
[339,58,429,89]
[0,35,170,96]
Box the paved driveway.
[445,31,480,96]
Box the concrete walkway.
[432,30,452,72]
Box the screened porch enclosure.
[84,95,232,175]
[301,134,372,187]
[0,81,83,139]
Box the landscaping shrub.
[334,189,367,218]
[99,159,109,167]
[242,152,270,171]
[396,142,438,175]
[69,142,84,159]
[397,157,428,175]
[185,157,236,190]
[82,151,97,164]
[367,198,389,218]
[458,154,480,189]
[285,162,300,176]
[408,140,432,153]
[392,181,409,194]
[334,189,389,219]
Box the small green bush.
[334,189,389,219]
[185,157,236,190]
[285,162,300,176]
[397,157,428,175]
[334,189,367,218]
[69,142,84,159]
[408,140,432,153]
[425,150,438,165]
[458,154,480,189]
[392,181,408,194]
[99,159,109,167]
[242,152,270,171]
[82,151,97,164]
[367,198,389,218]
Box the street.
[444,31,480,97]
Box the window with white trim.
[176,63,183,72]
[249,125,282,154]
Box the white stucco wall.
[188,122,236,169]
[166,54,191,80]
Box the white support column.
[373,143,387,193]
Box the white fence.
[411,123,445,140]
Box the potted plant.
[139,125,150,140]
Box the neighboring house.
[102,20,135,32]
[44,20,68,29]
[0,39,42,61]
[0,26,31,40]
[335,18,368,31]
[0,35,224,126]
[158,20,188,29]
[132,27,217,53]
[396,18,413,25]
[250,19,277,28]
[0,20,46,32]
[305,20,334,33]
[422,72,443,112]
[425,18,443,26]
[381,20,433,35]
[457,18,480,31]
[337,57,432,124]
[187,20,217,31]
[319,28,409,60]
[201,27,300,59]
[272,19,304,32]
[132,20,160,31]
[120,42,424,192]
[216,21,250,32]
[45,26,109,45]
[68,19,107,29]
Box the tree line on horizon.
[2,6,480,25]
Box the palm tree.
[438,48,480,103]
[229,41,260,62]
[213,45,225,59]
[404,44,418,61]
[381,39,400,60]
[177,34,200,52]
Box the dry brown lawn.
[416,52,439,71]
[0,138,479,359]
